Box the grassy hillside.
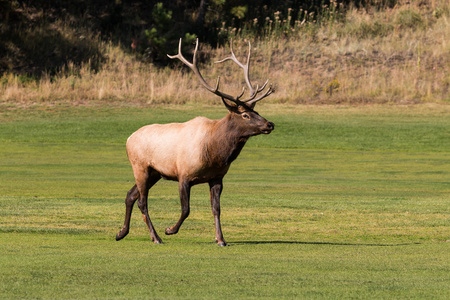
[0,0,449,105]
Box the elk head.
[168,38,274,138]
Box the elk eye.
[242,113,250,120]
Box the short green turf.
[0,104,449,299]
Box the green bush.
[139,3,196,63]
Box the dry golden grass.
[0,0,449,107]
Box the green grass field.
[0,104,449,299]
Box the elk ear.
[221,98,239,113]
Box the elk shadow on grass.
[230,240,421,247]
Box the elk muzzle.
[262,121,275,134]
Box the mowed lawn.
[0,104,449,299]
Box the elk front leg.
[116,184,139,241]
[209,179,226,246]
[165,180,191,235]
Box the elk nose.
[267,122,275,131]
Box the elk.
[116,39,274,246]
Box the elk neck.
[202,113,249,167]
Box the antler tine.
[167,38,192,68]
[214,76,221,92]
[257,79,269,92]
[215,40,242,66]
[243,84,259,101]
[236,86,246,101]
[245,84,274,106]
[168,38,237,101]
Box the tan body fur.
[127,116,238,184]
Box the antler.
[215,40,273,106]
[167,38,273,107]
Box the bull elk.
[116,39,274,246]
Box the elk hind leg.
[137,171,162,243]
[116,184,139,241]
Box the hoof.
[152,235,163,244]
[165,227,177,235]
[218,242,227,247]
[115,230,128,241]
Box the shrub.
[140,3,196,63]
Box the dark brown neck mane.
[203,113,249,167]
